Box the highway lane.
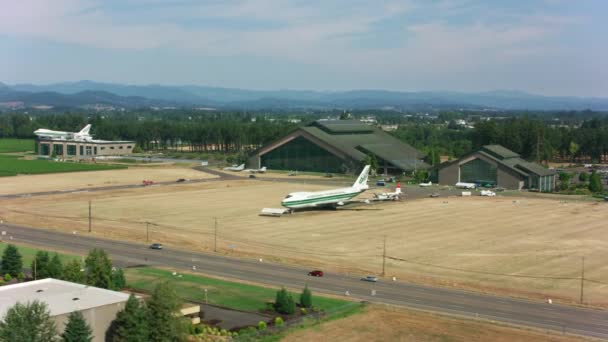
[2,224,608,339]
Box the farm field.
[0,164,216,194]
[281,304,587,342]
[1,179,607,304]
[0,139,35,153]
[0,155,127,177]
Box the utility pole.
[88,200,92,233]
[214,217,218,253]
[580,256,585,304]
[381,235,386,276]
[146,222,150,242]
[34,256,37,280]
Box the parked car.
[248,174,256,179]
[308,270,324,277]
[149,243,163,250]
[376,180,385,186]
[176,178,186,182]
[430,193,439,198]
[361,275,378,282]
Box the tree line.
[393,117,608,164]
[3,111,608,163]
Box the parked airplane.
[281,165,371,209]
[374,183,402,201]
[245,166,267,174]
[34,124,93,141]
[223,163,245,171]
[419,181,432,187]
[455,182,476,189]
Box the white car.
[361,275,378,282]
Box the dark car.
[149,243,163,250]
[248,174,256,179]
[308,270,324,277]
[176,178,186,182]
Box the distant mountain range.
[1,80,607,111]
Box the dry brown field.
[1,173,607,305]
[0,165,216,195]
[282,305,588,342]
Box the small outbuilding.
[437,145,556,191]
[249,120,428,175]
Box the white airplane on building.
[374,183,402,201]
[34,124,93,142]
[223,163,245,171]
[419,181,432,187]
[245,166,267,173]
[281,165,371,209]
[455,182,477,189]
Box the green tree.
[61,311,93,342]
[147,282,187,342]
[62,259,84,284]
[274,287,295,315]
[1,244,22,277]
[32,251,50,280]
[579,172,589,182]
[85,249,112,289]
[589,171,603,193]
[48,254,63,279]
[110,295,149,342]
[111,268,126,290]
[299,284,312,308]
[0,301,57,342]
[558,172,572,187]
[363,155,379,176]
[569,141,579,162]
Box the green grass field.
[0,242,80,268]
[0,155,127,177]
[0,139,35,153]
[125,267,349,312]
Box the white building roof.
[0,279,130,318]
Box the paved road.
[2,224,607,339]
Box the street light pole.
[146,222,150,242]
[381,235,387,276]
[214,217,218,253]
[88,200,92,233]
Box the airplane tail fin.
[352,165,371,190]
[79,124,91,135]
[396,183,401,194]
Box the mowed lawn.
[0,139,35,153]
[0,155,126,177]
[0,242,80,268]
[125,267,348,312]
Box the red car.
[308,270,324,277]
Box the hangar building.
[249,120,428,174]
[437,145,556,192]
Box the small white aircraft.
[223,163,245,172]
[419,181,432,187]
[245,166,267,174]
[34,124,93,141]
[374,183,402,201]
[455,182,476,189]
[281,165,371,209]
[480,190,496,197]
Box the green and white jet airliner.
[281,165,371,209]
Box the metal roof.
[481,145,520,160]
[298,121,427,170]
[0,278,130,318]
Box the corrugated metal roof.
[481,145,520,160]
[299,122,426,171]
[313,120,374,133]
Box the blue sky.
[1,0,606,96]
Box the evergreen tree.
[32,251,50,280]
[85,249,112,289]
[62,259,84,284]
[589,171,603,193]
[1,244,22,277]
[274,287,296,314]
[299,284,313,308]
[111,268,126,290]
[147,282,187,342]
[0,301,57,342]
[579,172,589,182]
[48,253,63,279]
[61,311,93,342]
[111,295,149,342]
